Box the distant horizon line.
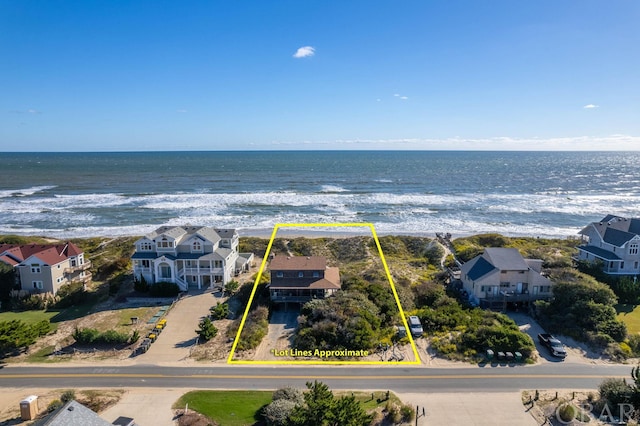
[2,149,640,154]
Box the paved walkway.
[138,290,222,364]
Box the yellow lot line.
[0,373,626,380]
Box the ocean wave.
[1,189,639,240]
[0,185,57,198]
[319,185,349,193]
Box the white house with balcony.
[132,226,253,291]
[576,214,640,275]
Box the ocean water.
[1,151,639,239]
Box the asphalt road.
[0,362,632,393]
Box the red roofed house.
[0,242,91,295]
[268,255,340,307]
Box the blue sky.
[1,1,639,151]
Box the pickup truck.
[538,333,567,358]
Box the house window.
[480,286,486,292]
[630,243,639,255]
[70,258,77,267]
[500,282,510,288]
[635,261,639,270]
[298,272,304,278]
[192,241,202,252]
[141,260,150,268]
[313,271,320,278]
[140,242,153,251]
[31,264,41,273]
[540,286,551,293]
[621,262,625,269]
[157,238,172,248]
[33,281,43,289]
[276,272,283,278]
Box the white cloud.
[583,104,599,109]
[400,96,408,100]
[176,109,188,113]
[293,46,315,58]
[393,94,408,100]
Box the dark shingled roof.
[578,245,622,261]
[466,257,498,281]
[603,227,636,247]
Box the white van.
[408,316,423,337]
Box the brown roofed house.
[268,255,340,306]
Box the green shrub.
[47,399,63,413]
[224,280,239,296]
[210,302,229,320]
[196,317,218,341]
[54,281,87,308]
[149,282,180,297]
[228,306,269,350]
[134,275,150,293]
[60,390,75,403]
[0,319,51,357]
[72,327,130,345]
[72,327,101,344]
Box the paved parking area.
[398,391,537,425]
[138,290,223,364]
[100,388,184,426]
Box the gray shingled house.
[576,214,640,275]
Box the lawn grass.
[174,390,272,426]
[337,390,401,410]
[617,304,640,334]
[0,310,59,332]
[0,310,58,324]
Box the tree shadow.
[175,337,198,348]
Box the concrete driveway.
[137,290,223,364]
[507,312,605,364]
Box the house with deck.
[460,247,553,308]
[132,226,253,291]
[576,214,640,275]
[268,255,340,307]
[0,242,91,295]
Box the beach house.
[0,242,91,295]
[131,226,253,291]
[576,214,640,275]
[460,247,553,308]
[268,255,340,307]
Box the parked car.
[408,316,424,337]
[538,333,567,358]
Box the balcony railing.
[179,267,224,275]
[481,291,550,302]
[64,261,92,274]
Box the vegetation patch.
[174,390,272,426]
[534,268,627,354]
[0,319,51,358]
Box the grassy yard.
[173,389,402,426]
[174,390,272,426]
[617,304,640,334]
[0,310,58,324]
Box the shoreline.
[0,227,582,241]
